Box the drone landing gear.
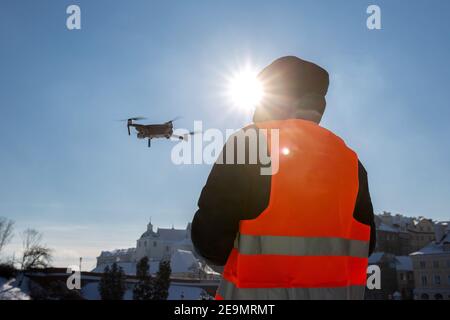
[148,139,151,148]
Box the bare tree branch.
[0,217,14,256]
[21,228,52,270]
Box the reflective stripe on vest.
[217,278,366,300]
[235,234,369,258]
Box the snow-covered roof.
[376,213,438,229]
[170,249,200,274]
[410,233,450,256]
[395,256,413,271]
[99,248,135,257]
[392,215,413,227]
[202,264,221,276]
[437,221,450,231]
[378,223,399,233]
[368,252,385,264]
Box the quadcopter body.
[121,117,194,147]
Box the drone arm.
[172,131,200,141]
[171,134,185,141]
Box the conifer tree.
[151,259,171,300]
[99,265,111,300]
[133,257,153,300]
[99,263,126,300]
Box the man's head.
[253,56,329,124]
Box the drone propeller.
[117,117,147,122]
[117,117,146,136]
[165,116,182,124]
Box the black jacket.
[191,123,376,266]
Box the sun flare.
[227,67,264,110]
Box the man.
[191,56,375,300]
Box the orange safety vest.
[215,119,370,300]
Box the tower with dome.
[95,220,195,270]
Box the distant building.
[375,212,436,255]
[366,252,414,300]
[395,256,415,300]
[135,221,193,261]
[96,248,135,265]
[375,219,403,255]
[365,252,398,300]
[410,224,450,300]
[97,221,193,266]
[95,221,219,279]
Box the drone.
[120,117,196,147]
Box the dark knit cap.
[258,56,329,99]
[254,56,329,122]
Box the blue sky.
[1,0,449,269]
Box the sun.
[227,67,264,110]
